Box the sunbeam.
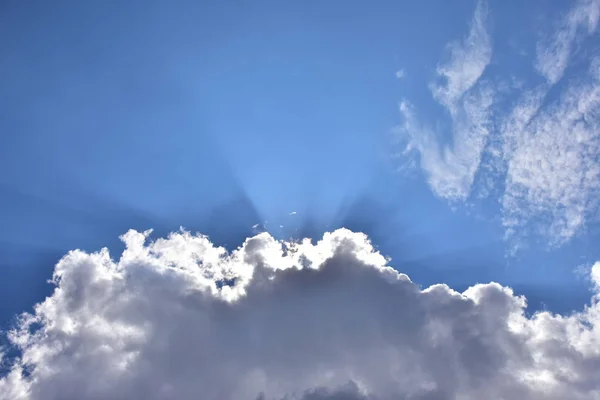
[2,0,600,398]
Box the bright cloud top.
[1,228,600,399]
[396,0,600,248]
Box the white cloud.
[396,0,493,201]
[2,228,600,399]
[395,0,600,248]
[535,0,600,84]
[395,69,405,79]
[397,91,493,201]
[498,1,600,246]
[430,0,491,112]
[502,60,600,247]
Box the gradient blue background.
[1,0,598,333]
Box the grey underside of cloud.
[2,228,600,400]
[395,0,600,248]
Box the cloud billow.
[1,228,600,399]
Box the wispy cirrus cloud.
[396,0,493,201]
[535,0,600,84]
[398,86,493,201]
[502,59,600,247]
[500,0,600,247]
[430,0,491,112]
[396,0,600,249]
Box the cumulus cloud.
[396,0,493,201]
[2,228,600,399]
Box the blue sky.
[3,1,600,398]
[1,0,600,330]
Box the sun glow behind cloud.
[1,228,600,399]
[1,1,600,398]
